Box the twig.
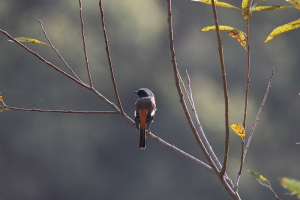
[210,0,230,178]
[1,105,119,114]
[99,0,124,114]
[38,19,83,83]
[0,29,122,114]
[186,71,221,170]
[79,0,93,87]
[0,29,89,89]
[147,131,215,174]
[243,20,251,129]
[233,69,274,191]
[186,71,233,187]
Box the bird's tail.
[139,127,146,149]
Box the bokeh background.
[0,0,299,199]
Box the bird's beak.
[133,90,138,94]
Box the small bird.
[134,88,157,149]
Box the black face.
[134,88,152,98]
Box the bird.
[134,88,157,149]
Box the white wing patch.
[150,110,156,117]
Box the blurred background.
[0,0,299,199]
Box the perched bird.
[134,88,157,149]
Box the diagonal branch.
[38,19,83,83]
[210,0,230,178]
[99,0,124,114]
[233,69,274,191]
[79,0,93,87]
[186,71,232,186]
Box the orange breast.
[139,109,148,128]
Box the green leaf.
[191,0,241,10]
[246,170,271,188]
[280,177,300,198]
[264,18,300,43]
[242,0,253,20]
[9,37,51,47]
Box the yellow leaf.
[9,37,51,47]
[246,170,272,188]
[231,123,245,140]
[192,0,241,10]
[0,92,7,107]
[227,30,247,52]
[283,0,300,10]
[252,5,295,11]
[242,0,253,20]
[200,25,235,32]
[279,177,300,197]
[264,18,300,43]
[200,26,247,52]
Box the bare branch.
[0,29,89,89]
[79,0,93,87]
[38,19,83,83]
[1,105,119,114]
[185,71,233,187]
[98,0,124,114]
[167,0,219,174]
[210,0,230,178]
[147,131,215,174]
[233,69,274,191]
[243,20,251,130]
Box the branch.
[0,29,88,89]
[1,105,119,114]
[243,20,251,129]
[186,71,222,169]
[233,69,274,191]
[99,0,124,114]
[185,71,233,187]
[210,0,230,178]
[147,131,215,174]
[167,0,219,174]
[38,19,83,83]
[79,0,93,87]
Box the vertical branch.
[167,1,239,199]
[243,20,251,128]
[79,0,93,87]
[98,0,124,114]
[210,0,230,178]
[234,69,274,191]
[167,0,218,172]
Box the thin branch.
[99,0,124,114]
[167,0,219,174]
[243,20,251,129]
[0,29,122,115]
[38,19,83,83]
[210,0,230,178]
[1,105,119,114]
[79,0,93,87]
[186,71,221,170]
[0,29,88,89]
[233,69,274,191]
[147,131,215,174]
